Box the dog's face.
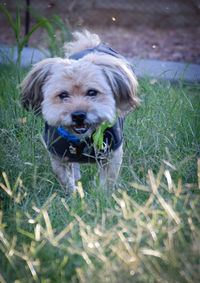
[42,59,116,137]
[20,53,139,138]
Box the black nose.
[71,111,86,124]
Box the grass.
[0,60,200,282]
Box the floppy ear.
[104,63,139,113]
[90,55,139,113]
[19,58,59,115]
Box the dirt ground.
[0,2,200,64]
[94,25,200,64]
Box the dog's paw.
[64,185,78,196]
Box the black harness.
[68,42,124,60]
[43,118,123,163]
[43,43,126,163]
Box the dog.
[20,30,139,194]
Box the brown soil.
[94,26,200,64]
[0,2,200,64]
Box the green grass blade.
[52,14,71,41]
[0,4,17,37]
[0,49,16,68]
[41,17,55,38]
[15,6,21,40]
[19,19,47,52]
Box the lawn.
[0,63,200,282]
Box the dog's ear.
[91,55,139,113]
[19,58,59,114]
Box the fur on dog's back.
[64,30,101,57]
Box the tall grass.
[122,79,200,186]
[31,12,71,57]
[0,4,45,67]
[0,4,71,66]
[0,62,199,282]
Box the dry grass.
[0,162,200,282]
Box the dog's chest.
[43,118,123,163]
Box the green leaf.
[92,114,118,150]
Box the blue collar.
[57,126,80,144]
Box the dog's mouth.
[72,123,90,135]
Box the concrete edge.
[129,58,200,83]
[0,45,200,83]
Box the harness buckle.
[69,144,77,155]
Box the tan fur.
[20,30,139,194]
[64,30,101,57]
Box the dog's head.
[20,31,139,138]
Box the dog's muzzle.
[71,111,90,134]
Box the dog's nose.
[71,111,87,124]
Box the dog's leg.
[49,154,77,194]
[99,144,123,189]
[74,163,81,182]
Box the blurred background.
[0,0,200,63]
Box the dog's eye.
[58,92,69,100]
[86,89,98,97]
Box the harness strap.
[69,42,124,61]
[43,118,123,163]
